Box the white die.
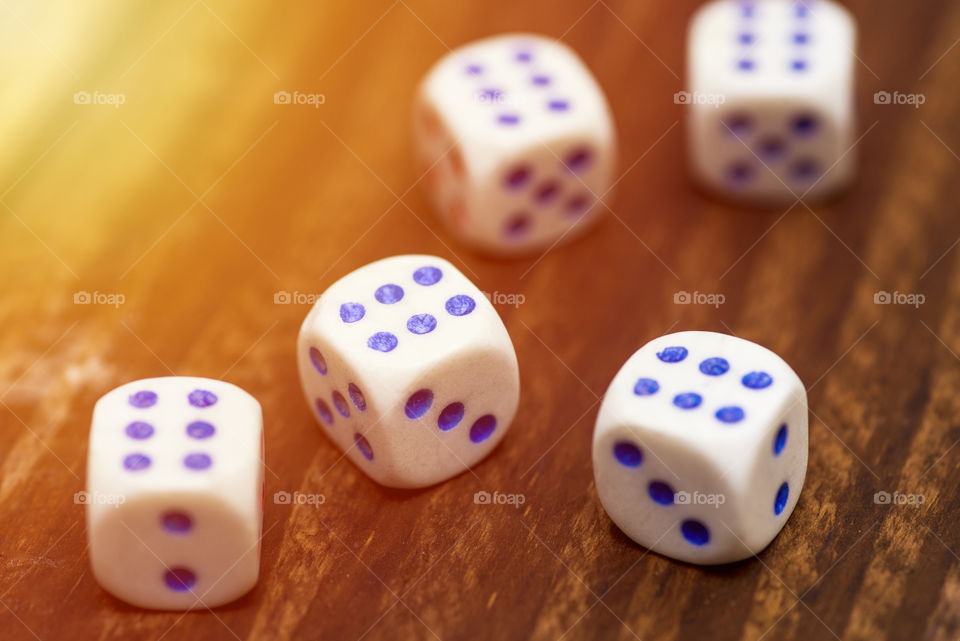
[86,377,263,609]
[414,33,617,255]
[297,254,520,488]
[592,331,807,565]
[686,0,857,204]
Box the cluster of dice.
[85,0,853,609]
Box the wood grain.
[1,1,959,639]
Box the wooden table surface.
[2,1,959,639]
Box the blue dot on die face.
[161,511,193,534]
[445,295,476,317]
[794,32,809,44]
[759,137,786,161]
[681,520,710,545]
[184,453,212,470]
[773,424,788,455]
[564,148,592,173]
[332,391,350,418]
[792,159,820,182]
[315,399,334,425]
[128,390,157,409]
[774,482,790,515]
[673,393,703,410]
[791,113,819,137]
[413,266,443,286]
[309,347,327,374]
[368,332,398,352]
[188,389,217,408]
[715,406,745,423]
[505,166,531,189]
[728,162,754,185]
[469,415,497,443]
[123,453,151,471]
[186,421,215,439]
[375,284,404,304]
[407,314,437,335]
[164,567,196,592]
[791,59,808,72]
[348,383,366,411]
[613,441,642,467]
[725,113,753,137]
[125,421,154,439]
[699,357,730,376]
[438,402,465,431]
[339,302,365,323]
[405,389,434,419]
[648,481,675,505]
[633,378,659,396]
[505,213,531,238]
[354,433,374,460]
[657,346,688,363]
[742,371,773,389]
[738,59,756,71]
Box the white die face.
[686,0,857,204]
[414,33,617,255]
[297,255,520,489]
[593,331,808,564]
[86,377,263,609]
